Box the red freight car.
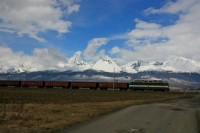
[71,82,97,89]
[98,82,129,90]
[21,81,44,88]
[44,81,70,88]
[0,80,21,87]
[115,82,129,90]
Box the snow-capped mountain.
[0,56,200,74]
[0,64,31,73]
[91,56,121,73]
[163,57,200,73]
[65,56,91,71]
[122,57,200,73]
[122,60,164,73]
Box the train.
[0,80,170,91]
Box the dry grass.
[0,88,195,133]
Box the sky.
[0,0,200,70]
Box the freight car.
[0,80,21,87]
[21,81,44,88]
[129,80,169,91]
[45,81,70,88]
[71,82,97,89]
[98,82,129,90]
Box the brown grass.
[0,88,195,133]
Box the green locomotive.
[129,79,169,91]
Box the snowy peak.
[10,64,31,73]
[122,60,163,73]
[0,64,31,73]
[91,57,121,72]
[68,57,85,66]
[163,57,200,73]
[122,57,200,73]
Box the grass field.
[0,88,195,133]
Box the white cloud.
[110,46,120,54]
[57,0,80,15]
[127,19,166,47]
[134,19,161,29]
[144,0,196,14]
[0,0,80,42]
[71,51,82,59]
[31,48,67,70]
[0,46,23,66]
[83,38,109,60]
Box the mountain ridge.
[0,56,200,74]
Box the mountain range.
[0,56,200,74]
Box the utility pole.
[113,67,115,92]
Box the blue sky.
[0,0,200,70]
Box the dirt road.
[60,95,200,133]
